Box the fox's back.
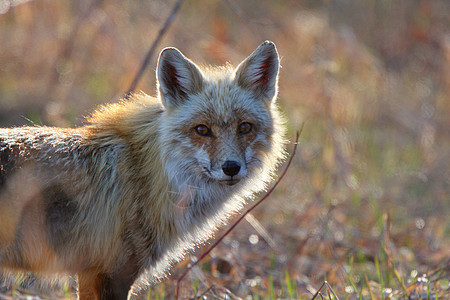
[0,127,119,270]
[0,127,85,194]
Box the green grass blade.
[269,273,275,300]
[375,256,384,300]
[285,270,295,299]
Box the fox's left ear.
[234,41,280,102]
[157,47,204,109]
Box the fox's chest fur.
[0,41,285,299]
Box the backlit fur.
[0,41,286,299]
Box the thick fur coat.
[0,41,286,299]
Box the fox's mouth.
[201,167,243,186]
[220,179,240,186]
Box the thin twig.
[312,281,340,300]
[47,0,104,92]
[311,281,327,300]
[176,126,304,299]
[244,213,277,250]
[324,281,340,300]
[311,281,326,300]
[125,0,185,97]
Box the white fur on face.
[194,147,211,175]
[245,146,254,164]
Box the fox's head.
[157,41,285,194]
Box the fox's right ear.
[234,41,280,102]
[157,48,204,109]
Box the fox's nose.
[222,160,241,177]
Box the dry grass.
[0,0,449,299]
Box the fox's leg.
[77,270,101,299]
[77,272,135,300]
[77,262,139,300]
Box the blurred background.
[0,0,449,298]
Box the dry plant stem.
[125,0,185,97]
[175,127,303,299]
[47,0,104,91]
[364,273,375,300]
[311,281,340,300]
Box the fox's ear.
[157,47,204,109]
[234,41,280,101]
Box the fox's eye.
[238,122,252,134]
[195,124,212,136]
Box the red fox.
[0,41,286,299]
